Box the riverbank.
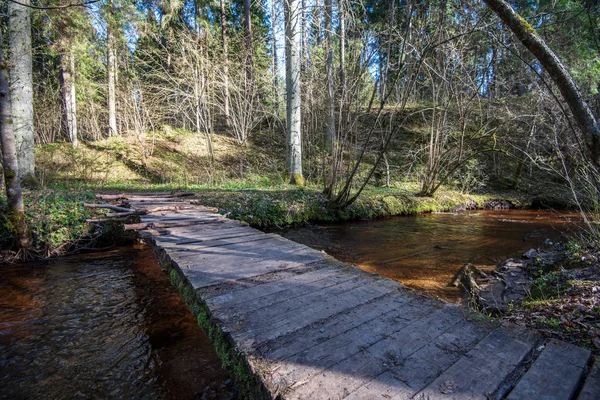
[470,241,600,354]
[0,190,131,261]
[0,184,535,260]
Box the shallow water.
[273,210,582,302]
[0,244,236,399]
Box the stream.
[0,244,236,400]
[272,209,582,303]
[0,209,583,398]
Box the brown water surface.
[0,244,236,399]
[273,210,582,302]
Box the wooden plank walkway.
[117,194,597,399]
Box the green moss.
[290,173,305,186]
[165,260,271,399]
[516,14,536,35]
[4,168,16,180]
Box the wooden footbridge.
[99,193,599,399]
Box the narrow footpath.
[108,193,599,399]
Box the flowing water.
[0,244,236,400]
[0,210,583,399]
[272,210,582,303]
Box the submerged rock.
[523,248,538,259]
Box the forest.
[2,1,600,396]
[0,0,598,252]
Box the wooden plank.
[285,305,466,399]
[230,277,402,354]
[578,356,600,400]
[150,226,259,244]
[507,339,590,400]
[206,266,348,311]
[168,242,324,271]
[221,270,378,329]
[415,325,540,400]
[257,289,440,361]
[344,372,412,400]
[166,236,318,259]
[214,268,363,326]
[141,212,219,220]
[266,300,433,394]
[156,233,273,250]
[362,319,491,398]
[173,257,318,289]
[146,221,248,237]
[175,230,261,244]
[165,243,325,289]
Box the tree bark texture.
[482,0,600,166]
[8,0,35,183]
[325,0,335,154]
[60,45,78,148]
[244,0,253,83]
[107,2,118,136]
[285,0,304,184]
[338,0,346,98]
[220,0,230,126]
[0,29,31,250]
[271,0,279,114]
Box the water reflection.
[274,210,581,303]
[0,244,236,399]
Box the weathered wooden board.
[126,196,597,400]
[416,325,539,400]
[578,356,600,400]
[285,305,466,399]
[207,266,354,313]
[262,299,434,394]
[507,339,590,400]
[256,289,438,361]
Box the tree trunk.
[0,29,31,251]
[244,0,253,83]
[379,0,396,103]
[483,0,600,167]
[60,45,78,148]
[271,0,279,115]
[8,0,35,184]
[285,0,304,185]
[107,2,118,136]
[325,0,335,154]
[301,0,307,67]
[220,0,231,126]
[338,0,346,95]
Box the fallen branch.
[84,203,132,213]
[86,217,129,223]
[95,194,129,200]
[102,205,192,218]
[124,220,224,231]
[105,211,141,218]
[96,192,195,201]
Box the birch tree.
[285,0,304,185]
[244,0,253,83]
[8,0,35,183]
[324,0,335,154]
[0,28,31,251]
[60,46,78,147]
[105,0,118,136]
[220,0,230,126]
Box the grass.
[0,190,102,256]
[0,125,568,254]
